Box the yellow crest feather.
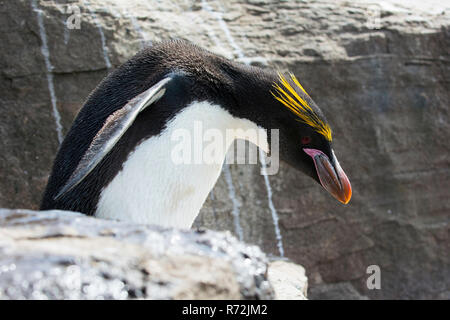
[271,72,332,141]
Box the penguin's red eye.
[301,136,311,145]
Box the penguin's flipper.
[54,76,172,200]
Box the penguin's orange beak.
[304,148,352,204]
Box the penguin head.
[244,71,352,204]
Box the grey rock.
[0,0,449,299]
[0,209,274,299]
[268,260,308,300]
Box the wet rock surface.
[0,0,449,299]
[0,209,274,299]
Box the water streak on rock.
[31,0,64,144]
[82,0,112,69]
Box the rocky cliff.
[0,0,449,299]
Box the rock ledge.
[0,209,278,300]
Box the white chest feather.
[96,101,267,228]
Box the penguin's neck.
[96,101,268,228]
